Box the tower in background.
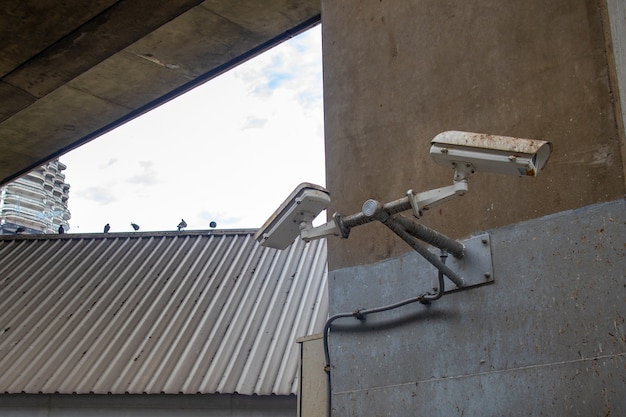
[0,159,71,235]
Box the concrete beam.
[0,0,320,186]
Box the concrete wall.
[328,200,626,416]
[0,394,296,417]
[320,0,626,415]
[605,0,626,172]
[321,0,624,270]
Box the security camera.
[254,183,331,250]
[256,131,553,250]
[430,131,552,179]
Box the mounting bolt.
[484,272,491,279]
[481,237,488,245]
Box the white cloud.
[61,26,324,234]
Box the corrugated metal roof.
[0,230,328,395]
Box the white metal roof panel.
[0,230,328,395]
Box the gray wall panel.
[328,199,626,416]
[334,355,625,416]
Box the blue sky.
[61,26,324,234]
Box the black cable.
[423,252,448,302]
[323,292,439,416]
[322,251,448,416]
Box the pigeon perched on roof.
[177,219,187,231]
[104,223,110,233]
[58,225,65,234]
[209,221,217,228]
[131,222,140,231]
[15,226,25,234]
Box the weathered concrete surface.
[328,199,626,416]
[0,0,320,186]
[321,0,625,270]
[605,0,626,188]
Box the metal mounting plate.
[429,233,494,292]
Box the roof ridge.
[0,229,259,241]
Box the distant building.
[0,159,70,235]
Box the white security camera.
[255,131,553,250]
[254,183,331,249]
[430,131,552,179]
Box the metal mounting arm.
[300,218,341,242]
[297,179,473,289]
[407,180,467,218]
[300,179,468,242]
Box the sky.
[61,26,325,234]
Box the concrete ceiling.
[0,0,320,186]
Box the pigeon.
[209,221,217,228]
[104,223,110,233]
[15,226,25,234]
[131,222,140,231]
[58,225,65,234]
[177,219,187,231]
